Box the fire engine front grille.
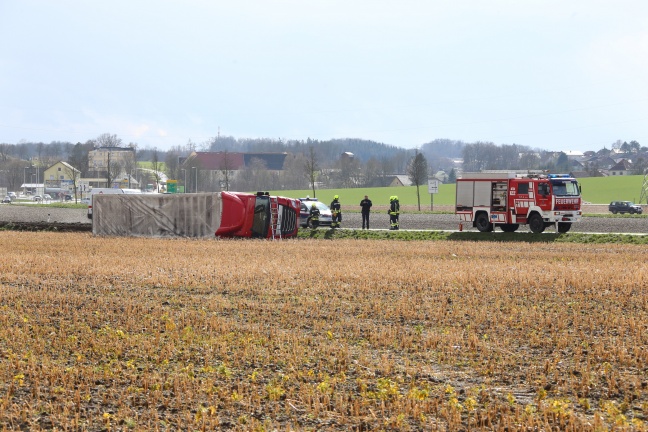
[280,205,298,235]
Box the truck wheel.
[500,223,519,232]
[528,214,545,233]
[475,213,493,232]
[557,222,571,233]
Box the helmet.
[333,195,339,200]
[389,196,394,201]
[393,196,398,200]
[311,203,317,207]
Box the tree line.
[1,134,646,196]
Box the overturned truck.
[92,191,300,239]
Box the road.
[1,204,645,234]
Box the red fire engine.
[456,172,582,233]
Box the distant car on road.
[43,194,53,200]
[609,201,643,214]
[33,195,42,202]
[2,196,11,204]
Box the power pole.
[639,168,648,204]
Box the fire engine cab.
[456,172,582,233]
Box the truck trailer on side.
[92,191,299,239]
[456,172,582,233]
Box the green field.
[270,175,646,207]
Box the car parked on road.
[2,196,11,204]
[32,195,42,202]
[609,201,643,214]
[299,198,333,228]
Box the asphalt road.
[1,204,646,234]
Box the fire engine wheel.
[557,222,572,233]
[475,213,493,232]
[528,214,545,233]
[499,223,519,233]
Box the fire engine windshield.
[551,180,580,196]
[251,196,270,238]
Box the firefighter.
[330,195,341,228]
[309,202,320,229]
[388,195,400,230]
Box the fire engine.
[92,191,300,239]
[456,172,582,233]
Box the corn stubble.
[1,232,648,430]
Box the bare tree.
[407,150,428,211]
[151,148,161,192]
[106,151,123,188]
[304,146,319,197]
[164,149,180,188]
[219,151,233,191]
[362,157,381,187]
[337,155,362,188]
[122,146,138,189]
[61,163,81,202]
[96,133,123,148]
[280,153,309,189]
[379,158,394,186]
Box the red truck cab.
[216,191,300,238]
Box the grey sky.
[1,0,647,152]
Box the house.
[340,151,355,161]
[184,152,287,171]
[582,156,616,170]
[609,159,633,176]
[564,150,585,160]
[569,171,591,178]
[88,146,136,172]
[85,146,138,189]
[569,159,584,170]
[387,175,412,187]
[43,161,80,197]
[434,170,448,182]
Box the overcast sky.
[1,0,647,152]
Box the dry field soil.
[1,232,648,430]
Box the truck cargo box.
[93,193,222,238]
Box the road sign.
[428,179,439,194]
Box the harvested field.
[1,232,648,430]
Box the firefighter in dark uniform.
[389,195,400,230]
[309,202,320,229]
[330,195,341,228]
